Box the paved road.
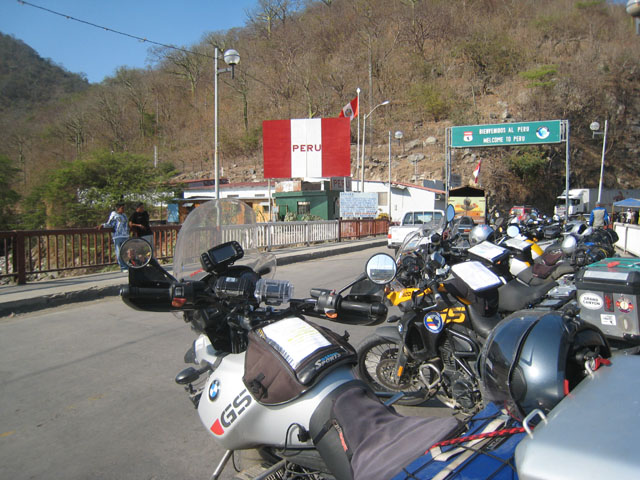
[0,245,449,480]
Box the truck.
[554,188,640,218]
[387,210,445,250]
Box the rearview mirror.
[365,253,397,285]
[120,238,152,269]
[446,204,456,223]
[506,225,520,238]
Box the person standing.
[98,203,130,272]
[589,202,609,228]
[129,203,154,250]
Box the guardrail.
[0,219,388,284]
[614,222,640,257]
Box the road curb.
[0,285,124,317]
[0,239,388,317]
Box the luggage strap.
[426,425,528,456]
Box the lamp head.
[223,49,240,66]
[590,121,600,132]
[394,131,404,140]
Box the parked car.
[387,210,445,250]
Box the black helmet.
[479,310,610,420]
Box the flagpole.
[356,88,360,191]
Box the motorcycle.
[357,206,507,413]
[118,199,633,480]
[119,199,392,479]
[357,207,581,412]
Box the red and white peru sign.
[263,118,351,179]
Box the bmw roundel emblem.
[424,312,444,333]
[209,380,220,401]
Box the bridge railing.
[0,219,387,284]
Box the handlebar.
[339,300,387,318]
[312,289,388,325]
[121,285,172,301]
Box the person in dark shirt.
[129,203,153,250]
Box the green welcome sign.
[450,120,562,148]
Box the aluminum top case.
[575,257,640,343]
[515,353,640,480]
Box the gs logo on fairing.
[210,389,252,436]
[424,312,444,333]
[208,379,220,401]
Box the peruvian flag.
[472,159,482,184]
[263,118,351,179]
[338,96,358,121]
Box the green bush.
[519,65,558,88]
[409,82,452,122]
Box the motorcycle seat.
[498,279,558,313]
[466,304,503,338]
[310,381,461,480]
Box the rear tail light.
[604,293,614,312]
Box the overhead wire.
[17,0,213,59]
[16,0,310,108]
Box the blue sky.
[0,0,259,83]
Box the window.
[297,201,311,215]
[378,192,388,205]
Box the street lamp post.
[388,131,392,220]
[360,100,390,192]
[214,47,240,199]
[590,119,608,204]
[627,0,640,35]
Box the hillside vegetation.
[1,0,640,228]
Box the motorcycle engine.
[449,372,480,412]
[440,338,482,413]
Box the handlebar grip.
[122,286,172,301]
[338,300,388,318]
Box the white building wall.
[352,180,442,222]
[183,180,443,222]
[183,185,271,203]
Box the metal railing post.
[16,231,26,285]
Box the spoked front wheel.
[355,335,434,406]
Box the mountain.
[0,32,89,111]
[0,0,639,223]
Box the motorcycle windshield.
[397,219,445,257]
[172,199,276,281]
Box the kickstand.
[210,450,234,480]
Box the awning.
[613,198,640,208]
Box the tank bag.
[242,317,356,405]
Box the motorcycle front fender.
[374,325,402,343]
